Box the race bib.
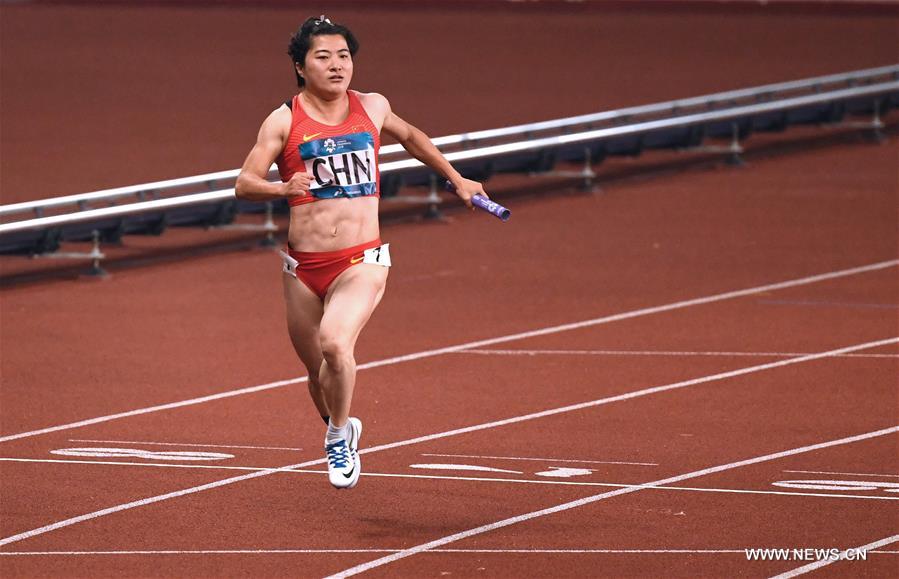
[280,250,299,275]
[362,243,391,267]
[300,132,377,199]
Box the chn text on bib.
[300,132,377,199]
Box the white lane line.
[50,448,233,461]
[6,548,890,557]
[783,469,899,479]
[2,258,895,444]
[0,548,778,556]
[0,550,402,556]
[459,349,899,359]
[769,534,899,578]
[2,456,896,502]
[771,479,899,492]
[1,336,894,549]
[420,453,658,466]
[409,464,523,474]
[325,425,899,578]
[68,439,302,451]
[0,377,302,445]
[0,457,325,474]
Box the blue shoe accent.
[325,440,350,469]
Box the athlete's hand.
[449,177,488,209]
[282,173,312,198]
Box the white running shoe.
[325,417,362,489]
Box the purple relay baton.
[444,181,511,222]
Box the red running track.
[1,124,897,576]
[2,2,898,577]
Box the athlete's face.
[298,34,353,95]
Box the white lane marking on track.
[409,464,523,474]
[324,425,899,578]
[3,456,899,503]
[50,448,233,461]
[1,259,895,444]
[69,439,302,451]
[783,469,899,478]
[535,467,593,478]
[769,534,899,578]
[8,548,897,556]
[0,377,301,445]
[771,479,899,492]
[459,349,899,359]
[421,453,657,466]
[1,336,895,549]
[0,457,322,473]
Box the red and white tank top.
[276,90,381,207]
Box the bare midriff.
[287,195,380,252]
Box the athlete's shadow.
[354,487,510,539]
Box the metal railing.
[1,65,896,242]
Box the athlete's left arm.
[376,97,488,208]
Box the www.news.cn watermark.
[745,548,868,562]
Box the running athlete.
[235,16,487,489]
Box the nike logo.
[303,132,322,142]
[349,255,364,264]
[342,464,356,479]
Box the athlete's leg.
[282,272,329,420]
[318,264,388,427]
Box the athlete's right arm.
[235,106,311,201]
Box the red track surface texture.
[1,2,898,578]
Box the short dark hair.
[287,15,359,88]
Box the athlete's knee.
[319,332,355,369]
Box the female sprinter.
[235,15,487,489]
